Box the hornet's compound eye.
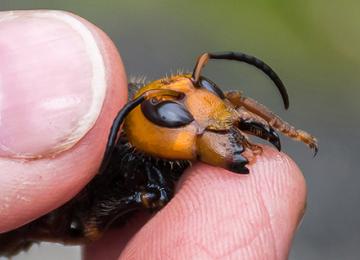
[141,99,194,128]
[198,76,225,99]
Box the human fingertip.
[119,146,306,259]
[0,10,127,232]
[0,10,126,158]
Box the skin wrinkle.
[255,183,278,259]
[159,234,207,260]
[205,173,260,257]
[163,166,271,259]
[213,214,267,258]
[252,155,279,259]
[254,151,304,260]
[163,186,205,258]
[208,182,274,259]
[259,150,304,259]
[193,241,216,259]
[176,180,200,217]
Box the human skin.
[0,10,306,260]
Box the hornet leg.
[226,91,318,154]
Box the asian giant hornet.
[0,51,317,257]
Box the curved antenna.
[99,89,184,174]
[191,51,289,109]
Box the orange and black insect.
[0,51,318,257]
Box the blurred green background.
[1,0,359,259]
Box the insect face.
[124,74,253,172]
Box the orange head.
[101,52,289,174]
[124,74,246,170]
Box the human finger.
[0,10,127,232]
[119,146,306,259]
